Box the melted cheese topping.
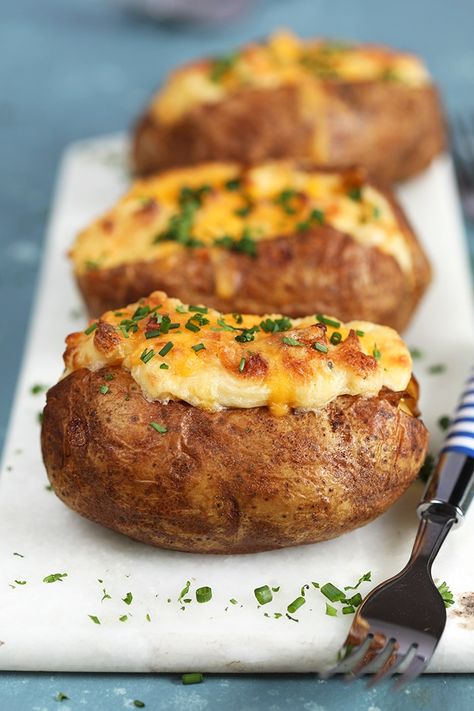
[71,162,413,278]
[152,30,430,125]
[64,291,413,416]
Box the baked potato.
[41,291,428,554]
[132,31,445,183]
[71,161,431,331]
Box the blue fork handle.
[418,365,474,524]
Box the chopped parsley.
[274,188,298,214]
[235,204,252,217]
[43,573,68,584]
[150,422,167,434]
[30,384,47,395]
[297,208,325,231]
[214,228,257,257]
[188,305,208,314]
[437,581,454,608]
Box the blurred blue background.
[1,0,474,707]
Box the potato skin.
[132,82,445,183]
[41,366,428,554]
[78,216,431,333]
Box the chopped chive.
[146,613,151,622]
[99,385,109,395]
[225,178,241,191]
[410,347,423,359]
[88,615,101,625]
[192,343,206,353]
[419,453,435,482]
[140,348,155,364]
[158,342,174,357]
[182,673,203,685]
[330,332,342,346]
[342,606,355,615]
[344,571,371,590]
[254,585,273,605]
[239,357,246,372]
[14,580,26,585]
[119,615,128,622]
[145,329,162,339]
[150,422,167,434]
[176,305,187,313]
[185,321,200,333]
[346,592,362,607]
[55,692,69,702]
[325,603,337,616]
[438,415,451,431]
[372,344,381,361]
[320,582,345,602]
[230,598,238,605]
[313,342,328,353]
[30,384,47,395]
[133,701,145,708]
[287,596,306,614]
[316,314,340,328]
[196,586,212,603]
[355,330,365,337]
[428,363,446,374]
[84,322,98,335]
[103,373,114,381]
[159,363,169,370]
[233,313,243,324]
[282,336,304,347]
[372,205,381,218]
[310,208,325,224]
[188,305,208,314]
[347,186,362,202]
[272,586,281,593]
[235,205,252,217]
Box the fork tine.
[366,645,415,688]
[392,653,427,691]
[349,638,396,679]
[321,635,373,678]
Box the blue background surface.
[1,0,474,707]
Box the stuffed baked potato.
[71,161,431,331]
[133,31,445,183]
[41,291,428,554]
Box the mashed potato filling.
[72,161,414,280]
[64,292,413,416]
[152,30,430,125]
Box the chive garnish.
[196,586,212,603]
[254,585,273,605]
[428,364,446,374]
[158,341,174,357]
[159,363,169,370]
[145,329,162,339]
[313,342,328,353]
[122,592,133,605]
[330,332,342,346]
[260,317,292,333]
[325,603,337,617]
[55,693,69,702]
[192,343,206,353]
[320,582,346,602]
[88,615,101,625]
[356,330,365,337]
[438,415,451,431]
[224,177,241,191]
[287,596,306,614]
[30,384,47,395]
[133,701,145,709]
[235,326,259,343]
[342,606,355,615]
[150,422,167,434]
[235,205,252,217]
[239,357,246,372]
[84,322,98,335]
[119,615,128,622]
[103,373,114,381]
[347,186,362,202]
[182,673,203,685]
[99,385,109,395]
[189,305,208,314]
[316,314,340,328]
[372,344,381,361]
[282,336,304,347]
[176,304,187,313]
[185,321,200,333]
[140,348,155,364]
[344,571,371,590]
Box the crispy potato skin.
[41,367,428,554]
[78,216,431,332]
[132,82,445,183]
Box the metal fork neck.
[408,510,456,570]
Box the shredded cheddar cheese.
[64,291,413,416]
[71,161,414,280]
[152,30,430,125]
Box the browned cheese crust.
[41,366,428,554]
[133,82,445,183]
[77,186,431,332]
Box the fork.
[450,113,474,221]
[323,365,474,689]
